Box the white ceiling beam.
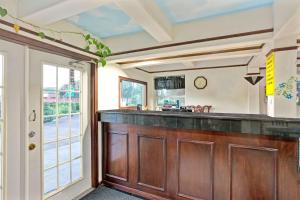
[114,0,173,43]
[118,48,261,69]
[182,61,195,68]
[21,0,110,25]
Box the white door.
[28,49,92,200]
[0,39,26,200]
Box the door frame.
[0,26,99,189]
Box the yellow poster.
[266,52,275,96]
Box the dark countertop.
[98,110,300,139]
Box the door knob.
[28,143,36,151]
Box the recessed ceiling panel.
[154,0,274,24]
[68,3,143,38]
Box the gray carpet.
[81,186,144,200]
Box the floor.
[81,186,144,200]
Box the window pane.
[44,142,57,169]
[120,80,146,107]
[71,93,80,113]
[58,116,70,140]
[43,65,56,91]
[71,158,81,181]
[58,68,69,91]
[43,117,57,143]
[70,70,80,91]
[71,114,80,137]
[44,167,57,194]
[58,93,69,115]
[58,139,70,164]
[59,163,71,187]
[43,91,56,116]
[71,137,81,159]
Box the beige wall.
[151,67,251,114]
[98,65,154,110]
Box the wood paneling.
[102,123,300,200]
[229,144,278,200]
[137,135,167,191]
[91,63,99,187]
[177,139,214,200]
[106,131,129,182]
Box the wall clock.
[194,76,207,89]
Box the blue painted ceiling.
[67,0,274,38]
[154,0,274,24]
[68,3,143,39]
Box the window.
[119,76,147,109]
[0,54,4,200]
[43,64,82,197]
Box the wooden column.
[91,63,99,187]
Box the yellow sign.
[266,52,275,96]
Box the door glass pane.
[44,117,56,143]
[59,163,71,187]
[58,68,69,91]
[71,158,81,181]
[43,65,56,91]
[43,91,56,116]
[58,116,70,140]
[71,137,81,159]
[71,70,80,91]
[58,139,70,164]
[43,64,82,196]
[44,142,57,169]
[44,167,57,194]
[71,93,80,113]
[58,93,69,115]
[71,114,80,137]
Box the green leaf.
[102,51,108,57]
[84,34,91,40]
[38,32,46,39]
[0,7,8,17]
[99,43,104,49]
[92,38,98,45]
[105,47,111,55]
[96,51,103,57]
[84,46,90,51]
[98,58,106,67]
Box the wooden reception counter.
[98,110,300,200]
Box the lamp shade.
[244,74,264,85]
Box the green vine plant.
[0,6,111,67]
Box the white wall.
[98,65,154,110]
[151,67,250,114]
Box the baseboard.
[72,187,95,200]
[103,180,170,200]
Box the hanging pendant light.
[244,73,264,85]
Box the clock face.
[194,76,207,89]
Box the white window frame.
[41,62,83,199]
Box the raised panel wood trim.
[229,144,278,200]
[177,139,215,200]
[105,131,129,182]
[137,134,167,192]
